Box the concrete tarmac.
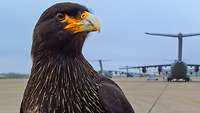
[0,77,200,113]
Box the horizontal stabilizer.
[145,32,200,38]
[145,32,178,37]
[182,33,200,37]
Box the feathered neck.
[30,54,97,85]
[23,54,105,113]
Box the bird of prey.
[20,2,135,113]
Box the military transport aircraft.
[123,32,200,82]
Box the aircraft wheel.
[185,78,190,82]
[167,78,172,82]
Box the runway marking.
[147,83,169,113]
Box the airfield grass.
[0,77,200,113]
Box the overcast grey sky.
[0,0,200,73]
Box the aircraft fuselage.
[168,61,189,81]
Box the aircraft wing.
[145,32,178,37]
[125,64,199,69]
[187,64,200,67]
[119,66,134,69]
[182,33,200,37]
[187,64,200,72]
[128,64,171,68]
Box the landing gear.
[167,78,172,82]
[167,77,190,82]
[184,78,190,82]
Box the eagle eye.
[56,13,65,21]
[80,11,88,19]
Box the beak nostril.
[87,20,94,27]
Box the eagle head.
[32,2,100,58]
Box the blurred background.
[0,0,200,74]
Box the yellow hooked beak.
[63,12,100,33]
